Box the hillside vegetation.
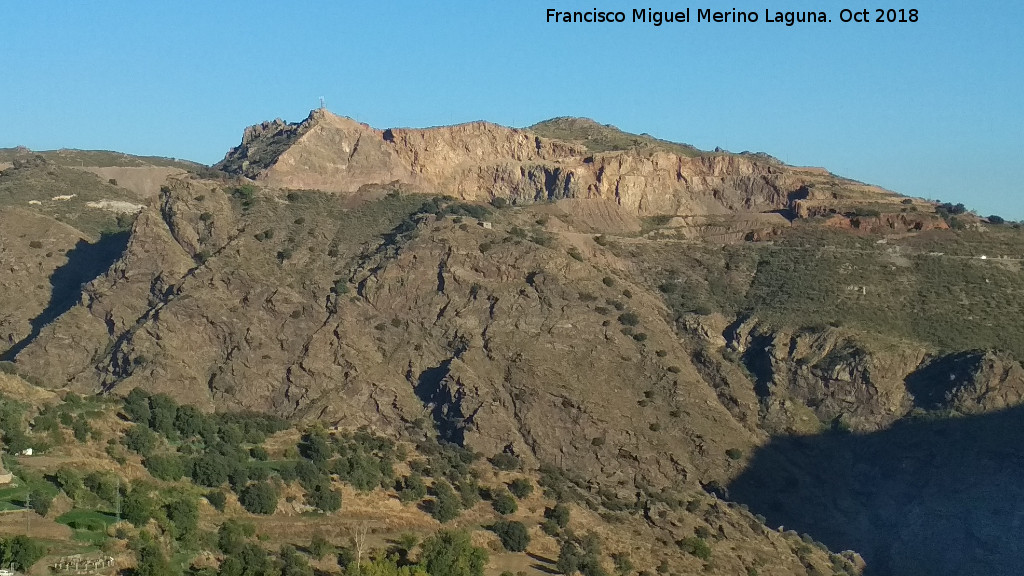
[2,110,1023,576]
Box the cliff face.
[216,110,893,217]
[711,318,1024,434]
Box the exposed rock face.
[15,181,763,493]
[907,351,1024,414]
[712,318,1024,433]
[216,110,897,218]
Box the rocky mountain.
[3,110,1024,575]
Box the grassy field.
[0,483,28,511]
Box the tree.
[491,489,518,515]
[71,414,92,442]
[279,545,314,576]
[419,530,488,576]
[0,535,46,572]
[457,478,481,508]
[164,497,198,542]
[545,502,570,528]
[557,540,582,575]
[144,453,185,481]
[488,520,530,552]
[55,466,84,500]
[218,519,255,555]
[173,404,210,439]
[123,488,155,527]
[84,471,119,503]
[191,452,230,487]
[206,490,227,512]
[148,394,179,437]
[678,536,711,561]
[122,387,152,423]
[488,453,520,471]
[123,425,159,456]
[27,485,55,517]
[221,543,271,576]
[299,428,333,465]
[308,534,333,560]
[612,552,633,576]
[508,478,533,499]
[397,473,427,502]
[134,540,172,576]
[395,533,418,563]
[429,480,461,523]
[239,481,279,515]
[305,478,342,512]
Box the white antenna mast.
[319,96,325,110]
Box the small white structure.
[20,448,32,456]
[479,221,492,229]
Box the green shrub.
[508,478,534,499]
[545,502,570,528]
[144,453,185,481]
[491,489,518,515]
[397,473,427,503]
[305,480,342,513]
[489,520,530,551]
[725,448,743,460]
[419,530,488,576]
[54,466,83,499]
[206,490,227,512]
[239,481,279,515]
[429,480,462,523]
[678,536,711,560]
[617,312,640,326]
[489,453,521,471]
[0,536,46,572]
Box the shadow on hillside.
[727,406,1024,576]
[414,360,466,445]
[2,231,129,361]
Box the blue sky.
[2,2,1021,217]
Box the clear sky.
[2,2,1021,217]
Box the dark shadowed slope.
[728,405,1024,576]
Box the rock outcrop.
[216,110,913,219]
[708,318,1024,433]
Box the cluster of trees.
[168,523,487,576]
[0,392,30,454]
[120,388,289,515]
[0,535,45,572]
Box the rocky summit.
[1,111,1022,576]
